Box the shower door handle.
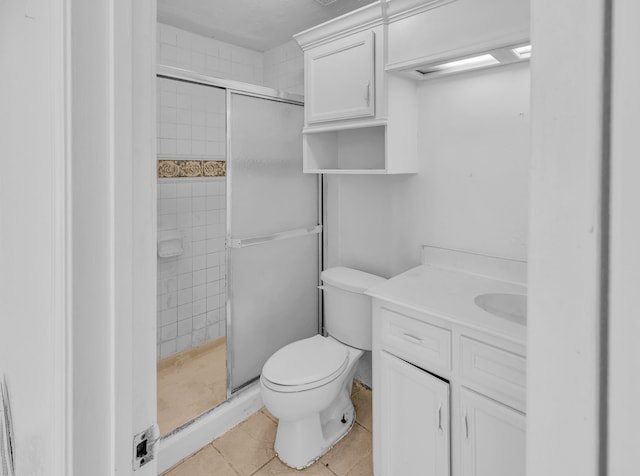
[228,225,322,249]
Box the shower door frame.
[156,64,324,406]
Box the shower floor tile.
[157,337,227,436]
[162,381,373,476]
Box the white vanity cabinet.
[305,30,376,125]
[460,388,525,476]
[379,351,450,476]
[372,301,526,476]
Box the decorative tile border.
[158,160,226,178]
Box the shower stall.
[155,66,321,439]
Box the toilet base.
[274,398,356,470]
[260,337,364,470]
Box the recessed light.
[512,45,531,59]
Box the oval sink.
[474,293,527,324]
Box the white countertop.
[366,264,527,346]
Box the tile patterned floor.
[162,381,373,476]
[157,337,227,436]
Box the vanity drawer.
[460,336,526,411]
[380,307,451,374]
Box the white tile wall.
[157,23,264,85]
[158,22,304,96]
[263,40,304,95]
[155,24,303,359]
[157,177,227,360]
[157,77,227,159]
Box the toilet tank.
[321,267,386,351]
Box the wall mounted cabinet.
[385,0,530,76]
[305,30,376,124]
[294,0,530,174]
[294,3,419,174]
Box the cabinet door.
[379,351,450,476]
[460,388,526,476]
[305,30,375,124]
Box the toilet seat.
[262,335,349,393]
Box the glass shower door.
[228,92,319,393]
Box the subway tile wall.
[157,178,227,360]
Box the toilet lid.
[262,335,349,387]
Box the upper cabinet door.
[460,388,526,476]
[305,30,375,124]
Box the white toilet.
[260,266,386,469]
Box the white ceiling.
[157,0,377,52]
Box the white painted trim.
[113,1,135,473]
[112,0,158,474]
[52,0,72,473]
[608,0,640,473]
[294,1,384,50]
[385,0,457,23]
[527,1,607,474]
[157,384,263,473]
[130,0,159,473]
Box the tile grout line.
[247,455,277,476]
[210,444,242,476]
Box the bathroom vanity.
[368,250,527,476]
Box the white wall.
[609,1,640,473]
[527,1,606,475]
[0,0,157,474]
[327,63,531,279]
[0,1,68,473]
[326,63,530,387]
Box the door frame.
[528,1,640,475]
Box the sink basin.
[474,293,527,324]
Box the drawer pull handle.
[402,333,423,345]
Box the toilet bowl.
[260,267,386,469]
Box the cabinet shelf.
[295,6,418,175]
[303,124,386,173]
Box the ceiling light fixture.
[314,0,339,5]
[417,54,499,75]
[412,44,532,80]
[512,44,532,59]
